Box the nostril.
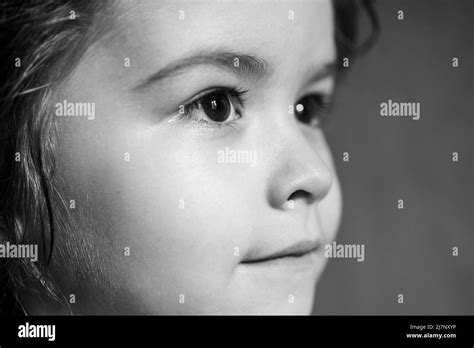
[287,189,312,203]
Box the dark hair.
[334,0,379,70]
[0,0,116,315]
[0,0,378,315]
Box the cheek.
[307,130,343,242]
[320,167,343,243]
[117,134,268,312]
[56,121,258,312]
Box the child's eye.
[180,87,248,126]
[294,93,333,128]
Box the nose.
[266,128,334,211]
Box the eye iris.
[201,92,231,122]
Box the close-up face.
[25,0,343,315]
[3,0,473,341]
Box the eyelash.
[177,87,333,129]
[179,86,249,128]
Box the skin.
[26,0,342,314]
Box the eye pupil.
[202,92,231,122]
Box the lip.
[241,239,321,265]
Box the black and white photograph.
[0,0,472,345]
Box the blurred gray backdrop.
[313,0,473,315]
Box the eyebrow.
[133,49,272,91]
[132,48,335,91]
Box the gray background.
[313,0,473,315]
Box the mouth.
[240,239,321,267]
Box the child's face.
[53,0,342,314]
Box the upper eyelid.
[301,77,335,94]
[180,71,334,106]
[300,91,331,98]
[184,87,239,105]
[182,87,247,111]
[297,91,334,107]
[181,87,224,107]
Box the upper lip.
[241,239,321,263]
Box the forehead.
[111,0,335,82]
